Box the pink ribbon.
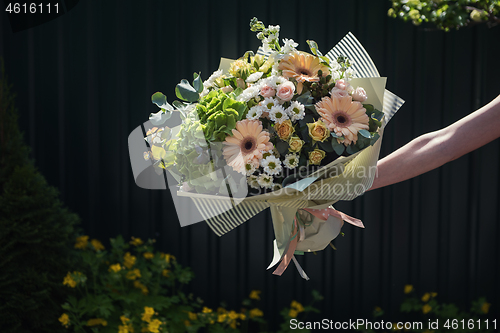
[272,206,364,277]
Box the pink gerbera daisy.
[223,120,273,173]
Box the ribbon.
[271,206,364,279]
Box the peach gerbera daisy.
[223,120,273,173]
[315,95,369,146]
[278,52,330,94]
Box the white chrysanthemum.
[282,38,298,54]
[257,173,274,188]
[261,155,282,175]
[203,69,223,88]
[286,101,305,121]
[261,97,280,111]
[269,75,287,89]
[247,175,260,189]
[344,68,355,80]
[246,105,264,120]
[237,85,260,102]
[244,159,260,176]
[246,71,264,83]
[284,153,299,169]
[269,105,289,124]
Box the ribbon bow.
[271,206,365,279]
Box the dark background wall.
[2,0,499,326]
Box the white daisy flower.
[257,173,274,188]
[246,71,264,83]
[261,155,282,175]
[269,105,289,124]
[246,105,264,120]
[286,101,305,121]
[269,75,287,89]
[244,159,259,176]
[237,85,260,102]
[261,97,280,111]
[247,175,260,189]
[284,153,299,169]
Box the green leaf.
[306,40,323,57]
[331,139,345,155]
[370,133,380,146]
[276,141,289,156]
[152,92,167,107]
[318,140,334,153]
[193,72,203,93]
[358,129,371,138]
[175,79,199,103]
[346,144,359,155]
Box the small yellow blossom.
[249,290,261,300]
[481,301,491,314]
[188,312,197,321]
[143,252,154,259]
[404,285,413,294]
[142,306,155,322]
[184,320,191,327]
[249,308,263,318]
[120,315,131,324]
[421,293,430,303]
[86,318,108,326]
[218,313,227,323]
[422,304,432,314]
[291,300,304,312]
[165,253,176,264]
[90,239,105,251]
[126,268,142,280]
[148,319,162,333]
[118,324,134,333]
[162,269,170,277]
[217,307,226,314]
[239,313,246,320]
[74,235,89,249]
[59,313,70,327]
[63,272,77,288]
[289,309,298,318]
[109,263,122,273]
[228,311,239,320]
[230,320,238,329]
[123,252,136,269]
[130,237,143,246]
[134,280,149,295]
[202,307,213,313]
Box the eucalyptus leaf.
[370,133,380,146]
[306,40,323,57]
[152,92,167,108]
[318,140,334,153]
[346,144,359,155]
[175,79,199,103]
[331,140,345,155]
[193,72,203,93]
[358,129,371,138]
[276,141,289,155]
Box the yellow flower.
[109,263,122,273]
[74,235,89,249]
[239,313,246,320]
[202,307,213,313]
[165,253,176,264]
[481,301,491,314]
[130,237,143,246]
[275,120,294,141]
[123,252,136,269]
[218,313,227,323]
[217,307,227,314]
[86,318,107,326]
[118,324,134,333]
[291,300,304,313]
[249,308,263,318]
[162,269,170,277]
[230,320,238,329]
[126,268,142,280]
[431,292,437,298]
[228,311,238,320]
[229,59,253,79]
[289,309,298,318]
[58,313,70,327]
[288,136,304,153]
[143,252,154,259]
[90,239,105,251]
[184,320,191,327]
[249,290,261,300]
[308,148,326,165]
[148,319,162,333]
[142,306,155,322]
[307,120,330,142]
[404,285,413,294]
[421,293,430,303]
[120,315,131,324]
[63,272,77,288]
[188,312,197,321]
[422,304,432,314]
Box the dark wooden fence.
[2,0,499,327]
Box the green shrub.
[0,61,80,333]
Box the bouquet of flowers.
[129,18,404,279]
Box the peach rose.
[275,120,294,141]
[307,120,330,142]
[276,81,295,101]
[288,136,304,153]
[260,84,276,98]
[308,149,326,165]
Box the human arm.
[369,94,500,191]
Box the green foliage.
[388,0,500,31]
[357,285,494,332]
[0,60,80,333]
[60,236,323,333]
